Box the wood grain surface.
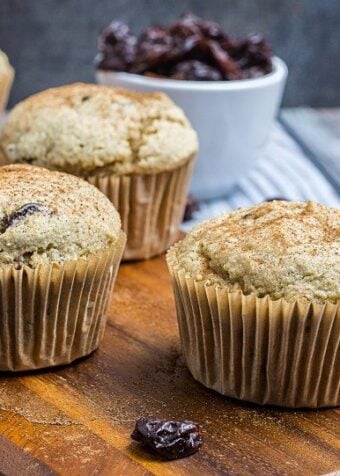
[0,255,339,476]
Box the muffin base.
[167,258,340,408]
[0,232,126,371]
[87,156,195,261]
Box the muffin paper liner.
[87,156,195,261]
[0,63,14,116]
[0,232,126,371]
[167,256,340,408]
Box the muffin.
[0,164,125,371]
[167,200,340,408]
[0,50,14,116]
[0,83,198,260]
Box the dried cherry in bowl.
[96,56,287,200]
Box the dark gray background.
[0,0,339,107]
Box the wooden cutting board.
[0,254,339,476]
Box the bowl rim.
[96,56,288,91]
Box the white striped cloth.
[182,123,340,231]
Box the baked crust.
[0,83,198,175]
[0,164,121,266]
[168,200,340,303]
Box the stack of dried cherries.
[96,13,273,81]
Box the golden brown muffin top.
[0,83,198,176]
[168,200,340,303]
[0,164,122,267]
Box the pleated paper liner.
[87,155,195,261]
[167,255,340,409]
[0,58,14,115]
[0,231,126,371]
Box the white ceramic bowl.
[97,57,288,199]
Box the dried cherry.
[265,197,288,202]
[0,203,45,234]
[96,13,273,81]
[183,195,201,220]
[171,60,222,81]
[96,20,137,71]
[131,418,203,460]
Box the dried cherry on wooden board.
[131,418,203,460]
[96,13,273,81]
